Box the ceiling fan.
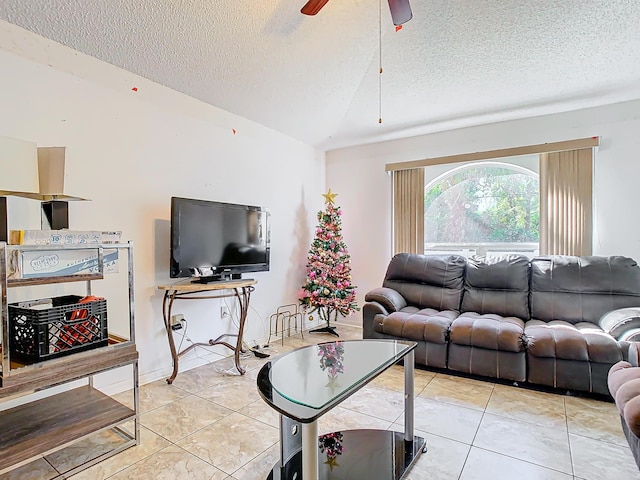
[301,0,413,26]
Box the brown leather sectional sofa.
[363,253,640,395]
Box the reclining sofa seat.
[448,254,529,382]
[362,253,466,368]
[363,253,640,396]
[526,256,640,395]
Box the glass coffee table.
[256,339,426,480]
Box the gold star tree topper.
[322,189,338,204]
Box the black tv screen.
[170,197,270,281]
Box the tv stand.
[158,278,257,382]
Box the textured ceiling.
[1,0,640,150]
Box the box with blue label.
[19,247,120,278]
[7,230,121,278]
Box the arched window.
[424,162,539,256]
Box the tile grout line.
[469,383,494,446]
[569,430,629,448]
[564,396,577,478]
[229,440,279,479]
[43,457,61,478]
[458,383,578,479]
[456,446,473,480]
[103,443,226,480]
[134,381,278,478]
[468,445,577,478]
[455,383,493,479]
[455,382,495,480]
[173,409,279,475]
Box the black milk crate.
[9,295,108,362]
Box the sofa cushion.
[449,312,525,353]
[461,254,530,320]
[624,394,640,439]
[530,256,640,324]
[383,253,466,311]
[376,308,458,344]
[620,378,640,417]
[608,361,640,437]
[609,361,637,400]
[525,319,623,363]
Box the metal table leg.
[232,286,250,375]
[302,420,319,480]
[280,415,302,468]
[404,349,414,442]
[162,291,180,384]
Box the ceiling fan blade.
[388,0,413,25]
[301,0,331,16]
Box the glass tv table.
[256,339,426,480]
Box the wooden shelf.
[7,272,104,287]
[0,385,135,474]
[0,342,138,399]
[0,241,138,476]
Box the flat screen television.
[170,196,270,282]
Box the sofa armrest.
[599,307,640,341]
[626,342,640,367]
[364,287,407,313]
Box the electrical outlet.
[220,305,229,317]
[171,314,184,327]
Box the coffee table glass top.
[269,340,414,409]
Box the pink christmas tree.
[300,190,359,336]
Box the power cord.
[241,340,270,359]
[223,297,239,329]
[171,318,265,377]
[223,298,273,355]
[174,318,188,354]
[172,319,232,363]
[249,303,270,342]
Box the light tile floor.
[3,324,639,480]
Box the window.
[424,162,539,257]
[388,137,597,257]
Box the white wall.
[0,22,324,388]
[327,99,640,316]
